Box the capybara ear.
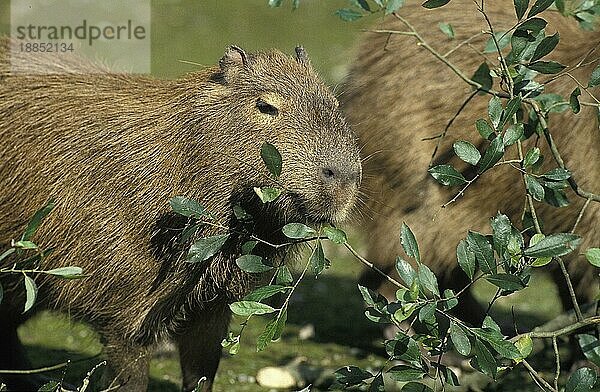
[295,46,310,66]
[219,45,249,71]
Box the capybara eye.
[256,98,279,116]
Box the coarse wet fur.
[343,1,599,327]
[0,40,362,391]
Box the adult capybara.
[343,1,599,325]
[0,40,361,391]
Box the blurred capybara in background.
[0,41,361,391]
[343,1,599,326]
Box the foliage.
[0,200,86,314]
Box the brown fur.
[343,1,599,324]
[0,41,361,391]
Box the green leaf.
[503,123,524,146]
[491,213,512,253]
[323,226,347,244]
[369,374,385,391]
[438,22,454,39]
[514,0,529,19]
[393,303,417,323]
[523,147,540,167]
[486,273,526,291]
[476,118,495,140]
[418,302,436,322]
[474,328,521,359]
[542,168,571,180]
[0,248,15,263]
[276,265,293,285]
[260,142,282,177]
[588,64,600,87]
[358,284,377,307]
[13,240,38,250]
[453,140,481,165]
[442,289,458,310]
[576,334,600,367]
[483,32,511,54]
[352,0,371,12]
[531,32,560,62]
[268,0,284,6]
[396,257,417,287]
[229,300,276,316]
[402,383,434,392]
[335,8,364,21]
[244,285,289,301]
[334,366,373,386]
[272,308,287,340]
[386,0,405,14]
[428,164,466,186]
[457,239,476,280]
[525,174,545,201]
[418,264,439,296]
[585,248,600,267]
[422,0,451,8]
[256,316,278,351]
[23,275,37,313]
[518,17,547,33]
[499,96,522,129]
[241,240,258,255]
[565,367,596,392]
[529,233,552,267]
[478,134,505,173]
[400,223,421,263]
[386,333,421,366]
[471,62,493,91]
[45,266,85,279]
[570,87,581,114]
[187,234,229,263]
[450,321,471,356]
[523,233,581,257]
[515,334,533,360]
[282,223,316,239]
[37,381,60,392]
[169,196,206,219]
[488,96,503,129]
[527,0,554,17]
[22,200,54,241]
[467,231,496,274]
[472,339,497,378]
[236,255,273,273]
[526,61,566,74]
[388,365,425,382]
[310,241,327,275]
[233,205,252,221]
[253,186,281,203]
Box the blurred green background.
[0,0,369,82]
[0,1,567,391]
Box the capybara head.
[198,46,362,225]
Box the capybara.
[0,41,362,391]
[343,1,599,326]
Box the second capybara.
[343,1,599,325]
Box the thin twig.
[522,359,557,392]
[344,242,405,289]
[552,337,560,392]
[571,197,592,233]
[428,90,478,167]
